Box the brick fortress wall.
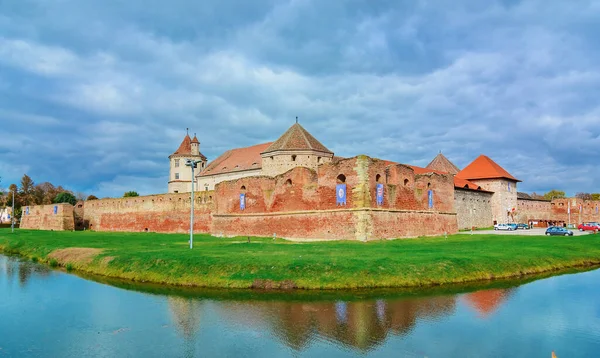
[83,192,213,233]
[212,156,457,240]
[20,203,75,231]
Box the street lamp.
[11,189,15,233]
[185,159,202,249]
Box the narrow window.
[375,174,381,183]
[285,179,292,187]
[404,179,409,186]
[317,157,321,163]
[175,159,180,168]
[175,173,180,180]
[241,185,246,192]
[292,155,297,161]
[336,174,346,183]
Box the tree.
[86,195,99,201]
[123,191,139,197]
[19,174,35,205]
[544,190,566,201]
[592,193,600,201]
[53,192,77,206]
[576,192,593,200]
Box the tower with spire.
[168,130,207,193]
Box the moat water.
[1,255,599,357]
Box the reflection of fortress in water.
[197,288,516,352]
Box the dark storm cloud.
[1,0,600,197]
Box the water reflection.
[3,254,599,357]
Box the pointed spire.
[186,128,189,135]
[296,116,298,124]
[191,133,199,144]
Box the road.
[466,228,597,236]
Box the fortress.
[20,123,600,239]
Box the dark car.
[545,226,574,236]
[516,223,530,229]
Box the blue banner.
[240,193,246,210]
[53,206,58,214]
[428,190,434,208]
[26,207,29,215]
[336,184,346,206]
[376,183,384,206]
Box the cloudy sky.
[1,0,599,197]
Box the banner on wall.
[26,207,29,215]
[336,184,347,206]
[376,183,384,206]
[568,202,571,214]
[596,205,598,214]
[428,190,434,209]
[240,193,246,210]
[53,206,58,215]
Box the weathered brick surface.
[455,189,493,229]
[370,210,457,239]
[20,203,74,231]
[83,192,213,233]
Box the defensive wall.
[454,188,493,230]
[18,155,458,240]
[19,203,75,231]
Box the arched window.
[285,179,292,187]
[404,179,409,186]
[241,185,246,192]
[337,174,346,183]
[427,182,431,188]
[375,174,381,183]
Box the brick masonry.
[20,203,75,231]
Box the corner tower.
[168,132,207,193]
[260,122,334,177]
[456,155,520,224]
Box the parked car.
[494,223,517,231]
[577,222,600,231]
[545,226,574,236]
[516,223,530,230]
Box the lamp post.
[11,189,15,233]
[185,159,202,249]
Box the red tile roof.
[426,153,460,175]
[199,142,272,176]
[191,135,199,144]
[172,134,192,155]
[457,155,520,182]
[262,123,333,154]
[170,134,206,160]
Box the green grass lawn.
[1,228,600,289]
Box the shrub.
[66,263,73,271]
[123,191,139,198]
[49,259,59,267]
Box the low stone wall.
[370,210,457,239]
[20,203,74,231]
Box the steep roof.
[199,142,272,177]
[262,123,333,154]
[170,134,206,160]
[426,153,460,175]
[191,135,199,144]
[172,134,192,156]
[457,155,520,182]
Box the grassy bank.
[1,229,600,289]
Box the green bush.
[66,263,73,271]
[49,259,58,267]
[123,191,139,197]
[53,192,77,206]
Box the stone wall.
[260,150,333,177]
[20,203,74,231]
[454,188,493,229]
[550,198,600,226]
[83,192,213,233]
[516,198,552,225]
[198,168,262,191]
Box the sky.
[1,0,599,198]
